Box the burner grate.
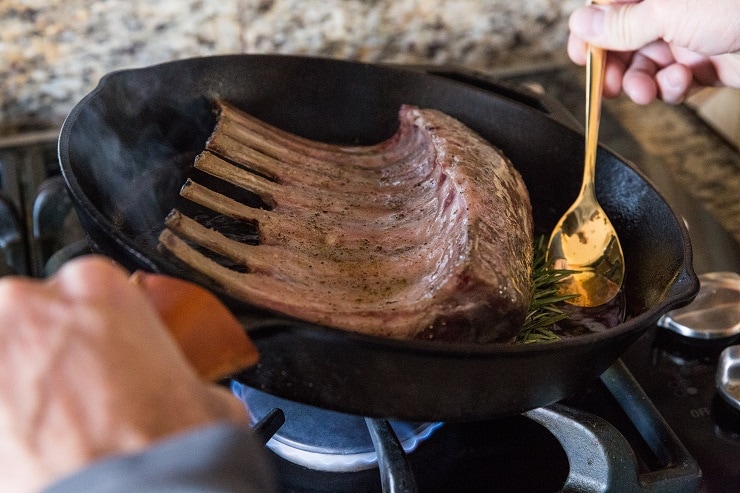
[232,360,701,493]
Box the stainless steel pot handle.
[717,345,740,413]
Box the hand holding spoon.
[546,0,624,307]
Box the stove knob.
[716,345,740,413]
[658,272,740,340]
[0,193,24,275]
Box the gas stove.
[1,64,738,493]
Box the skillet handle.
[421,66,584,133]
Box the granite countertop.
[0,0,578,128]
[606,96,739,249]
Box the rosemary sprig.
[516,236,579,344]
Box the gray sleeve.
[42,423,278,493]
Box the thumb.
[569,2,664,51]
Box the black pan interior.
[58,55,698,420]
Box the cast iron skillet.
[58,54,698,421]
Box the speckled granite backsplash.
[1,0,578,126]
[1,0,738,245]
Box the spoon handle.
[582,1,607,196]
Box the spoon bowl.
[547,6,625,307]
[547,188,624,307]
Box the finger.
[655,63,694,104]
[603,51,630,97]
[49,255,131,302]
[570,2,665,52]
[671,45,722,87]
[569,34,630,97]
[711,53,740,89]
[622,52,659,105]
[634,40,677,68]
[567,33,588,66]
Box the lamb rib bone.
[159,101,534,343]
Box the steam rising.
[64,65,216,251]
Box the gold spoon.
[546,0,624,307]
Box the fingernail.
[571,6,605,39]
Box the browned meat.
[159,101,533,343]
